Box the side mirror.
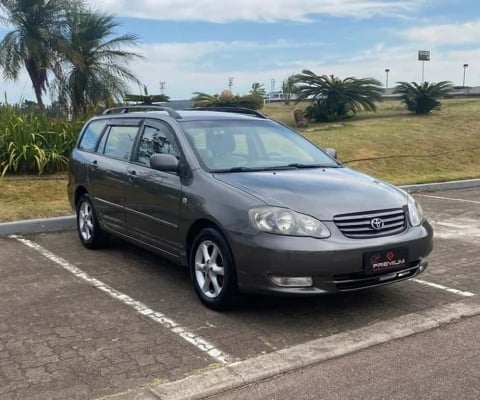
[325,148,337,159]
[150,153,179,172]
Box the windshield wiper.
[214,165,296,173]
[214,166,255,173]
[214,164,338,173]
[286,163,335,169]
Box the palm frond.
[294,70,382,121]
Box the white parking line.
[412,279,475,297]
[417,194,480,205]
[10,235,232,365]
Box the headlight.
[248,207,330,238]
[407,194,424,226]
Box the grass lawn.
[0,174,72,222]
[1,97,479,222]
[264,98,480,184]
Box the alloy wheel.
[194,240,225,299]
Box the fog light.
[270,276,313,287]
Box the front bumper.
[229,220,433,295]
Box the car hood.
[213,167,407,220]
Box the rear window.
[78,119,108,152]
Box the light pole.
[385,69,390,89]
[159,81,166,94]
[463,64,469,87]
[228,77,234,92]
[271,78,276,92]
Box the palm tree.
[0,0,73,109]
[124,85,169,105]
[249,82,266,97]
[295,70,383,122]
[53,9,141,118]
[393,81,452,114]
[282,74,297,105]
[192,90,264,110]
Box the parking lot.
[1,187,479,400]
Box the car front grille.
[334,208,407,239]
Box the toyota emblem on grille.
[371,218,384,230]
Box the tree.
[282,74,297,105]
[393,81,452,114]
[192,90,264,110]
[249,82,266,97]
[0,0,73,109]
[295,70,383,122]
[124,85,169,105]
[53,8,141,118]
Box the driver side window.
[135,125,179,166]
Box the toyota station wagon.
[68,106,433,310]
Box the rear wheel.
[190,228,238,311]
[76,194,108,249]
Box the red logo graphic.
[386,252,395,261]
[370,254,381,264]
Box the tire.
[76,194,108,249]
[190,228,239,311]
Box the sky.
[1,0,480,102]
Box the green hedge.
[0,105,83,176]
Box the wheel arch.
[185,219,234,265]
[74,186,89,209]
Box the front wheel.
[190,228,238,311]
[76,194,108,249]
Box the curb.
[401,178,480,193]
[109,296,480,400]
[0,215,75,237]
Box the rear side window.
[78,120,107,152]
[101,126,138,160]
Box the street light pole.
[463,64,469,87]
[385,69,390,89]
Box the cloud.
[6,38,480,104]
[122,40,480,100]
[131,39,325,64]
[402,19,480,45]
[125,41,307,98]
[86,0,419,22]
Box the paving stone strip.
[109,296,480,400]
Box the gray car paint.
[69,110,433,296]
[212,167,407,220]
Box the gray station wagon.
[68,106,433,310]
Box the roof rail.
[102,105,182,119]
[188,107,267,119]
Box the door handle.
[90,160,98,170]
[127,170,138,181]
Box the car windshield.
[180,119,339,172]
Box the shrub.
[295,70,383,122]
[0,105,82,176]
[393,81,453,114]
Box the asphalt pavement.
[206,315,480,400]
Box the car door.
[125,120,183,257]
[88,119,141,234]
